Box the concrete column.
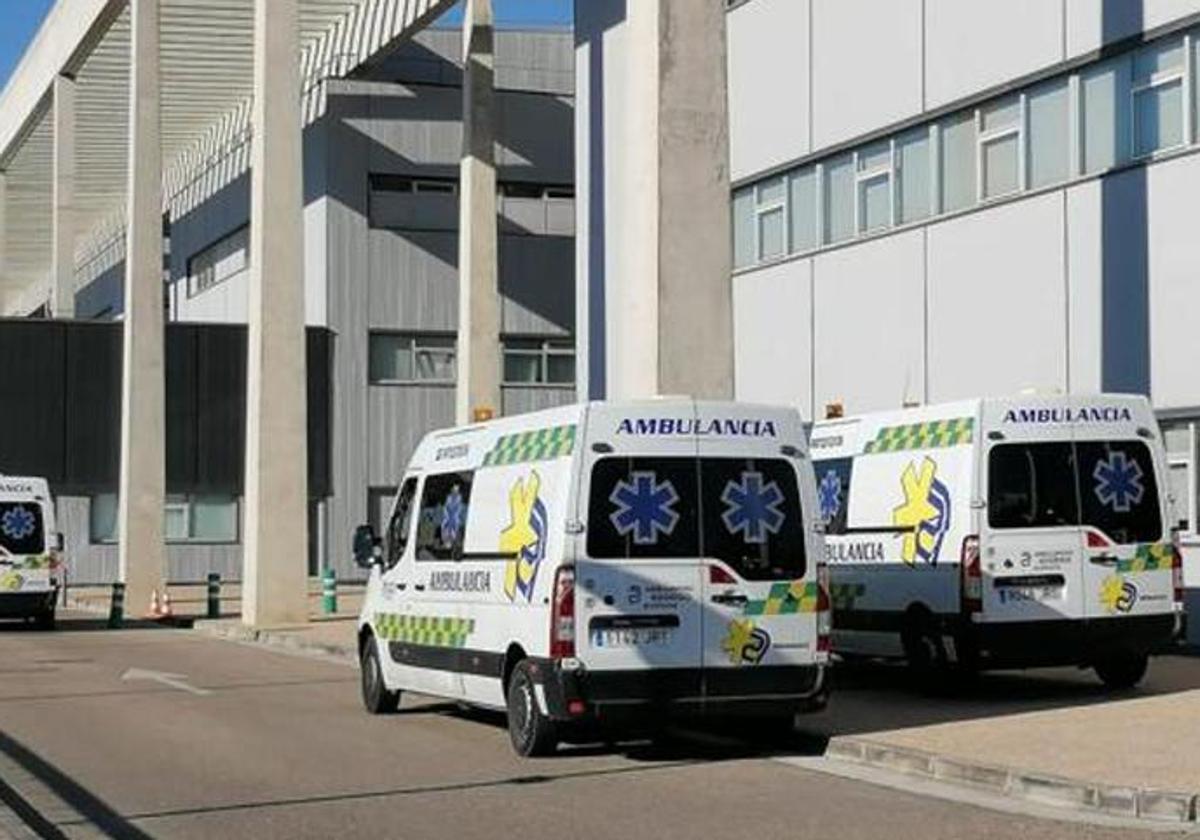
[242,0,308,627]
[455,0,501,424]
[118,0,166,616]
[613,0,734,399]
[51,73,76,319]
[0,171,6,286]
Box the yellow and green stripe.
[863,417,975,454]
[1118,543,1174,573]
[743,581,820,616]
[374,613,476,648]
[482,424,577,467]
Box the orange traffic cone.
[160,589,173,619]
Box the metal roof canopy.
[0,0,455,310]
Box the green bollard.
[107,582,125,629]
[322,567,337,615]
[206,572,221,619]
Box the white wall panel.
[173,270,249,323]
[1065,181,1103,393]
[812,230,926,414]
[1147,153,1200,409]
[925,0,1063,109]
[926,193,1068,400]
[733,258,813,419]
[728,0,810,180]
[1067,0,1200,58]
[812,0,923,152]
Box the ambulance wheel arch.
[500,643,527,695]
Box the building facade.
[56,27,576,583]
[721,0,1198,548]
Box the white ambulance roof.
[0,475,51,499]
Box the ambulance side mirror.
[352,524,381,569]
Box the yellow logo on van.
[0,570,23,592]
[500,470,548,602]
[1100,574,1138,614]
[893,457,952,566]
[722,618,771,665]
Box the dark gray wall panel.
[365,385,455,487]
[501,386,576,417]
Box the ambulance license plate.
[998,586,1060,604]
[592,627,673,648]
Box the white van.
[354,400,830,756]
[811,395,1181,688]
[0,476,63,629]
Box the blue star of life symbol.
[440,485,467,544]
[721,471,786,544]
[0,506,35,541]
[609,471,680,545]
[817,470,842,524]
[1092,451,1145,513]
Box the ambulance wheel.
[360,634,401,714]
[506,660,558,757]
[901,610,947,682]
[33,609,55,631]
[1094,650,1148,690]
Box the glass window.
[0,501,45,555]
[1194,33,1200,142]
[813,458,853,536]
[989,442,1080,529]
[1028,79,1070,187]
[1082,56,1133,173]
[1168,461,1191,531]
[502,338,575,385]
[823,155,854,244]
[369,333,456,384]
[788,167,818,253]
[755,177,786,260]
[988,440,1162,544]
[1132,41,1185,158]
[732,187,754,269]
[587,457,806,580]
[856,141,891,234]
[1078,441,1162,544]
[896,127,931,223]
[980,97,1021,199]
[386,478,419,569]
[940,112,977,212]
[188,226,249,298]
[415,471,474,561]
[90,494,237,543]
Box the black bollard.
[206,572,221,619]
[107,581,125,629]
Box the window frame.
[1130,39,1187,159]
[854,140,894,234]
[186,225,249,299]
[753,176,788,261]
[368,332,457,386]
[976,95,1026,201]
[89,493,240,545]
[501,337,576,386]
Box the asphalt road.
[0,615,1178,839]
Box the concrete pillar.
[118,0,166,615]
[613,0,734,399]
[51,73,76,319]
[0,171,6,285]
[455,0,501,424]
[242,0,308,627]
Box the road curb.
[826,736,1198,824]
[191,620,358,665]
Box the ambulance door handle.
[395,583,407,591]
[1089,555,1119,566]
[711,593,748,606]
[414,583,426,591]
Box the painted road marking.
[120,668,212,697]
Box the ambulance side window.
[415,471,474,561]
[385,478,419,570]
[813,458,853,536]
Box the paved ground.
[0,614,1175,839]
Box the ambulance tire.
[33,608,55,631]
[360,634,401,714]
[901,609,947,683]
[1094,650,1148,690]
[506,660,558,757]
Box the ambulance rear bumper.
[531,659,828,721]
[964,613,1177,668]
[0,589,58,619]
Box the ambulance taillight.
[1171,532,1184,607]
[961,535,982,615]
[816,561,832,654]
[550,566,575,659]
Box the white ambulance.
[354,400,831,756]
[0,476,63,629]
[811,394,1181,688]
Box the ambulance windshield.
[586,457,807,580]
